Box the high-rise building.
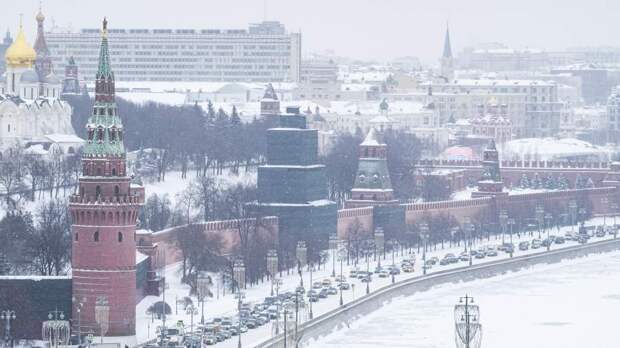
[69,18,145,337]
[46,21,301,82]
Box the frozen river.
[309,249,620,348]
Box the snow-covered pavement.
[134,215,620,347]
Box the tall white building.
[46,21,301,83]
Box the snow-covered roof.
[449,79,557,87]
[44,134,85,143]
[501,138,611,161]
[360,128,384,146]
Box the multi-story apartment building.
[436,79,562,138]
[45,21,301,82]
[292,59,341,100]
[608,87,620,144]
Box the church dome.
[5,26,36,68]
[20,69,40,83]
[43,72,61,84]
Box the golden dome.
[5,26,36,68]
[36,11,45,22]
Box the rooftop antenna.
[19,13,23,29]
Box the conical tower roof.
[361,128,385,147]
[442,24,453,58]
[83,18,124,158]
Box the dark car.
[338,282,350,290]
[318,289,329,298]
[389,268,401,275]
[541,238,552,247]
[518,241,529,251]
[554,236,565,244]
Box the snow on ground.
[311,242,620,348]
[142,168,256,206]
[133,215,620,348]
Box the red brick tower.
[69,18,144,337]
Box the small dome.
[36,11,45,23]
[20,69,40,83]
[5,26,36,68]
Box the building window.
[96,185,101,197]
[75,232,79,241]
[118,232,123,242]
[114,185,120,196]
[94,230,99,242]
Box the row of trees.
[0,144,81,212]
[0,200,71,276]
[66,94,269,182]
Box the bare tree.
[26,199,71,275]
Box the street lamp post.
[545,213,553,251]
[197,273,210,325]
[374,228,385,269]
[236,284,244,348]
[468,223,475,266]
[499,210,508,245]
[535,204,544,239]
[602,197,609,226]
[309,261,314,319]
[507,218,515,258]
[365,241,371,295]
[611,203,619,238]
[43,310,70,348]
[420,223,429,275]
[1,310,16,348]
[267,249,278,296]
[569,200,578,232]
[72,296,86,347]
[329,235,338,277]
[337,245,346,306]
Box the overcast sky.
[4,0,620,63]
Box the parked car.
[312,281,322,289]
[309,295,319,302]
[379,270,389,278]
[327,286,338,295]
[554,236,566,244]
[402,265,414,272]
[318,289,329,298]
[459,253,470,262]
[429,256,440,265]
[338,282,350,290]
[321,279,332,286]
[531,239,542,249]
[349,270,358,278]
[389,267,401,275]
[518,241,529,251]
[204,335,217,345]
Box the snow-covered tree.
[544,174,556,190]
[519,174,530,189]
[575,174,585,189]
[532,173,542,189]
[557,174,569,190]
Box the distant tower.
[472,139,507,198]
[440,24,454,82]
[260,83,280,126]
[69,18,145,337]
[34,6,53,80]
[62,56,81,95]
[346,128,398,208]
[0,29,13,73]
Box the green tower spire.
[83,17,124,158]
